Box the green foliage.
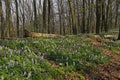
[0,46,53,80]
[0,36,111,79]
[102,41,120,54]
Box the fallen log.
[103,35,117,41]
[24,29,64,38]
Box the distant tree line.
[0,0,120,39]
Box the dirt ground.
[63,38,120,80]
[96,49,120,80]
[88,39,120,80]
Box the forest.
[0,0,120,80]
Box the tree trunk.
[101,0,105,32]
[22,0,25,37]
[87,0,90,33]
[105,0,112,32]
[90,0,95,33]
[76,0,80,33]
[68,0,77,35]
[117,0,120,40]
[81,0,86,33]
[118,26,120,40]
[50,0,55,34]
[33,0,38,32]
[96,0,102,34]
[0,0,4,39]
[5,0,12,37]
[58,0,61,34]
[43,0,47,33]
[15,0,19,37]
[48,0,51,34]
[115,0,119,28]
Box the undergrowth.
[0,36,115,79]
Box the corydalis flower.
[8,60,15,67]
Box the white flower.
[8,60,15,67]
[26,72,31,79]
[1,76,4,80]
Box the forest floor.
[96,49,120,80]
[84,36,120,80]
[0,34,120,80]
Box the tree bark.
[0,0,4,39]
[15,0,19,37]
[43,0,47,33]
[48,0,51,34]
[33,0,38,32]
[105,0,112,32]
[91,0,95,33]
[118,26,120,40]
[5,0,12,37]
[115,0,119,28]
[82,0,86,33]
[96,0,102,34]
[87,0,91,33]
[101,0,105,32]
[68,0,77,35]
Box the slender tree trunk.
[15,0,19,37]
[68,0,77,35]
[82,0,85,33]
[101,0,105,32]
[33,0,37,32]
[48,0,51,34]
[19,0,25,37]
[91,0,95,33]
[118,26,120,40]
[58,0,66,35]
[50,0,55,34]
[105,0,111,32]
[115,0,119,28]
[5,0,12,37]
[58,0,62,35]
[0,0,4,39]
[43,0,47,33]
[76,0,80,33]
[22,0,25,35]
[87,0,90,33]
[61,1,65,35]
[96,0,102,34]
[117,0,120,40]
[67,3,72,34]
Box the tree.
[0,0,119,37]
[48,0,51,34]
[5,0,12,37]
[50,0,55,34]
[117,0,120,40]
[19,0,25,37]
[15,0,19,37]
[96,0,102,34]
[82,0,85,33]
[87,0,90,33]
[115,0,119,28]
[101,0,105,32]
[33,0,37,32]
[76,0,80,33]
[58,0,62,35]
[0,0,4,39]
[90,0,95,33]
[58,0,65,35]
[68,0,77,35]
[118,26,120,40]
[105,0,112,32]
[43,0,47,33]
